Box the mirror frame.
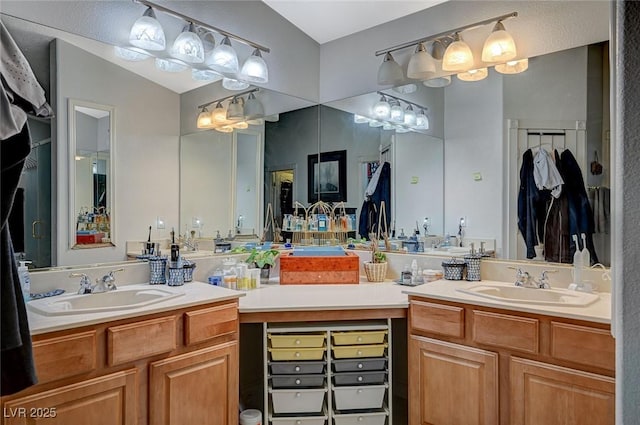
[67,98,116,250]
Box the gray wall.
[615,2,640,422]
[53,39,180,266]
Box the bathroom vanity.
[1,284,241,425]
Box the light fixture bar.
[377,91,428,111]
[198,87,260,109]
[134,0,270,53]
[374,11,517,57]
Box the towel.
[533,148,564,198]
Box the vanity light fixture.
[389,100,405,123]
[191,68,221,81]
[422,40,452,88]
[403,105,417,126]
[482,20,517,62]
[207,36,239,74]
[457,67,489,82]
[415,109,430,130]
[442,32,473,72]
[407,43,436,79]
[129,6,166,51]
[239,48,269,83]
[196,88,264,130]
[114,46,153,61]
[374,12,518,85]
[125,0,270,82]
[377,52,403,86]
[170,22,205,64]
[495,58,529,74]
[372,95,391,120]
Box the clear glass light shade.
[373,96,391,120]
[390,103,404,123]
[403,105,417,126]
[200,31,216,55]
[129,9,166,51]
[206,36,239,74]
[212,103,227,122]
[244,93,264,119]
[482,22,517,62]
[197,109,214,128]
[442,34,474,72]
[407,43,437,79]
[392,83,417,94]
[423,75,451,88]
[226,97,244,119]
[377,52,403,85]
[457,67,489,82]
[192,68,221,81]
[246,118,265,125]
[222,77,250,91]
[416,110,430,130]
[114,46,152,61]
[240,49,269,84]
[495,58,529,74]
[368,120,384,128]
[155,58,188,72]
[215,125,234,133]
[353,114,369,124]
[395,126,410,133]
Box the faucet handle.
[70,273,92,294]
[536,269,557,289]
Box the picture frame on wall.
[308,150,347,203]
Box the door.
[510,357,614,425]
[149,341,238,425]
[408,335,499,425]
[3,369,137,425]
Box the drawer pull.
[296,421,302,425]
[357,350,362,356]
[295,339,301,345]
[357,376,363,382]
[295,379,301,385]
[357,336,363,342]
[295,352,301,358]
[295,392,301,398]
[295,366,301,372]
[357,389,363,394]
[357,363,363,369]
[358,417,364,422]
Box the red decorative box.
[76,233,105,244]
[279,251,360,284]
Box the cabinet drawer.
[332,343,387,359]
[269,333,326,348]
[333,384,386,410]
[410,300,464,338]
[184,302,238,345]
[33,331,97,383]
[472,310,539,353]
[108,316,177,365]
[332,330,387,345]
[550,322,615,371]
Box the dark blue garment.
[559,150,599,264]
[517,149,551,259]
[358,162,391,240]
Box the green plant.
[245,248,280,268]
[373,251,386,263]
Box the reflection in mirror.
[234,130,263,236]
[69,100,115,249]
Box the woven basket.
[364,261,387,282]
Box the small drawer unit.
[264,321,392,425]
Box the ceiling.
[262,0,449,44]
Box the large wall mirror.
[68,100,115,250]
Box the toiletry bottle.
[581,233,591,267]
[572,235,583,285]
[170,228,180,268]
[411,259,418,284]
[18,261,32,301]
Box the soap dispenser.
[571,234,583,285]
[18,260,32,301]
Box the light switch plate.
[473,172,483,181]
[192,217,201,228]
[411,176,419,184]
[156,216,165,230]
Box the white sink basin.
[456,283,599,307]
[28,286,184,316]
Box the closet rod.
[526,131,566,136]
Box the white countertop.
[402,279,612,324]
[27,281,243,335]
[239,281,409,313]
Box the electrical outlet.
[192,217,201,228]
[156,216,165,230]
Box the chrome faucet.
[514,268,536,288]
[93,268,123,293]
[534,270,557,289]
[70,273,92,294]
[180,231,198,251]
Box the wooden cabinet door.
[510,357,615,425]
[3,369,137,425]
[149,341,238,425]
[409,335,499,425]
